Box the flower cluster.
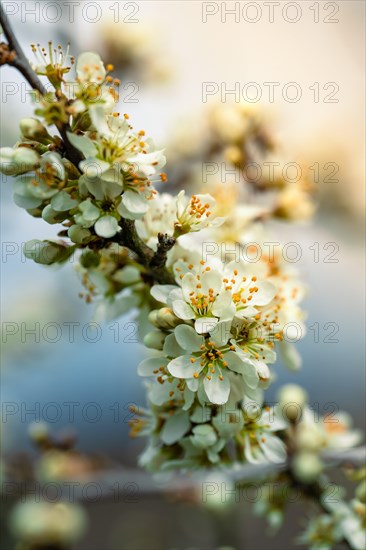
[1,48,167,253]
[130,400,287,472]
[1,30,364,550]
[0,46,310,472]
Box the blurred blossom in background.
[1,1,365,548]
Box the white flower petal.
[259,434,287,464]
[161,411,191,445]
[163,333,185,358]
[173,300,195,320]
[175,190,186,217]
[138,357,167,376]
[94,215,119,238]
[122,190,149,215]
[211,290,236,321]
[253,281,276,306]
[194,317,218,334]
[279,341,302,371]
[167,355,204,379]
[174,324,204,352]
[181,273,197,301]
[227,353,259,389]
[66,132,98,158]
[203,370,230,405]
[151,284,177,304]
[77,52,106,84]
[209,320,232,347]
[200,269,222,294]
[80,158,110,177]
[244,434,267,464]
[186,377,199,391]
[90,105,113,137]
[128,150,166,177]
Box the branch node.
[150,233,176,269]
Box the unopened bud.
[277,384,308,420]
[10,501,87,544]
[28,421,49,443]
[143,330,165,350]
[156,307,182,329]
[20,118,52,143]
[274,187,315,221]
[296,423,324,452]
[356,480,366,504]
[224,145,242,165]
[148,309,159,327]
[292,451,323,483]
[0,146,40,175]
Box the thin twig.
[150,233,176,269]
[4,447,364,502]
[117,220,176,284]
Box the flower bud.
[274,187,315,221]
[10,501,87,545]
[356,480,366,504]
[23,239,74,266]
[149,307,182,330]
[0,146,40,175]
[224,145,242,165]
[156,307,182,329]
[200,473,235,510]
[20,118,52,143]
[148,309,159,327]
[292,451,323,483]
[28,421,49,443]
[296,423,324,451]
[277,384,308,421]
[244,402,262,422]
[143,330,165,350]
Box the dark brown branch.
[0,4,83,168]
[117,220,176,285]
[150,233,176,269]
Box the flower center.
[188,286,216,316]
[191,340,229,381]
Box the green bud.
[20,118,52,144]
[68,225,92,245]
[42,205,69,225]
[0,146,40,175]
[147,309,159,327]
[10,501,87,544]
[156,307,183,330]
[143,330,165,350]
[356,479,366,503]
[201,473,235,510]
[80,250,101,268]
[292,452,323,483]
[23,239,75,265]
[28,421,49,443]
[277,384,308,421]
[51,190,79,212]
[148,309,159,327]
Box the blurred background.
[1,1,365,548]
